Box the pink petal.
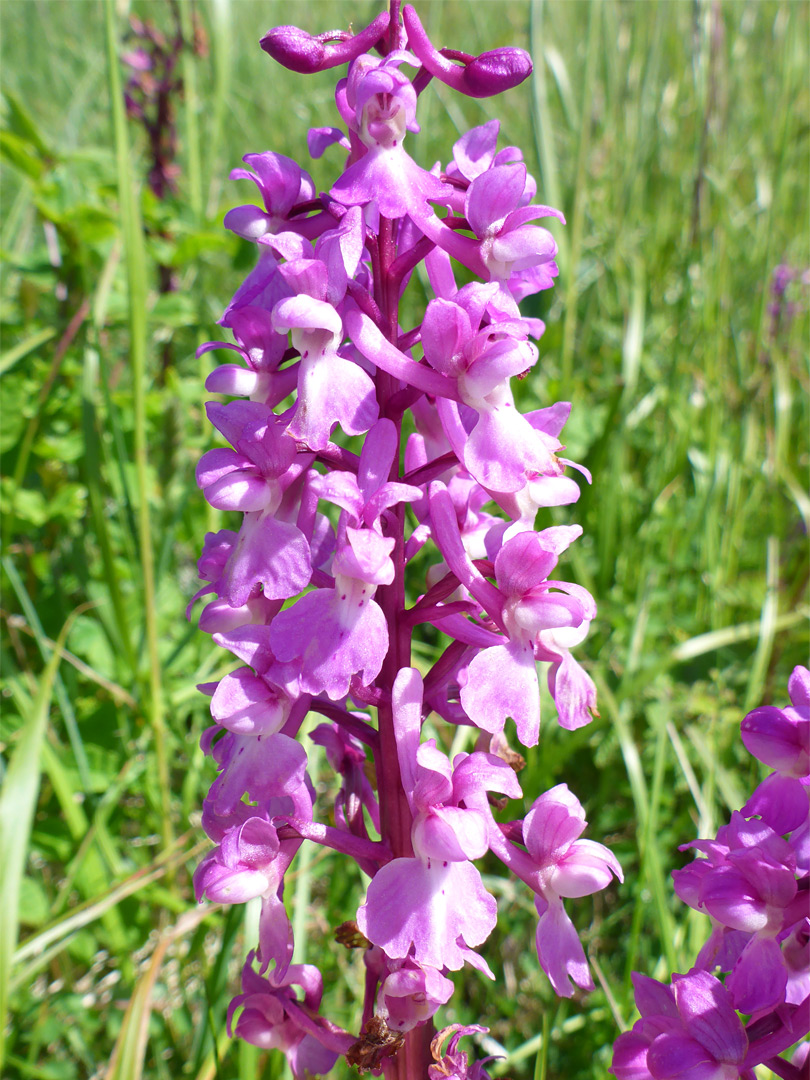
[726,935,787,1015]
[210,669,287,736]
[358,858,496,971]
[270,586,387,700]
[221,512,312,606]
[460,639,540,747]
[534,894,592,997]
[465,163,526,237]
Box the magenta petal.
[646,1033,721,1080]
[464,407,557,494]
[221,512,312,606]
[700,867,770,932]
[330,146,450,220]
[288,353,379,450]
[357,418,398,500]
[392,667,424,811]
[206,469,272,512]
[380,963,454,1032]
[461,640,540,746]
[210,669,287,736]
[465,164,526,238]
[548,650,598,731]
[788,665,810,710]
[197,447,252,488]
[726,935,787,1014]
[551,839,622,897]
[534,894,592,997]
[413,807,489,862]
[672,970,747,1064]
[213,625,275,674]
[611,1030,654,1080]
[451,751,523,803]
[452,120,499,180]
[741,706,810,777]
[205,364,263,396]
[224,204,273,240]
[207,732,309,817]
[195,860,269,904]
[490,224,557,270]
[494,530,558,597]
[631,973,678,1019]
[270,586,387,699]
[742,773,809,834]
[258,894,294,978]
[357,858,496,971]
[523,786,586,866]
[422,299,473,376]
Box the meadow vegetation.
[1,1,807,1077]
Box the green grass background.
[1,1,808,1078]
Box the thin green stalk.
[104,0,172,853]
[744,535,780,711]
[179,0,203,220]
[533,1011,551,1080]
[82,346,137,673]
[205,0,233,217]
[530,0,567,268]
[560,0,600,390]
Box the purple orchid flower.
[357,668,521,972]
[611,970,749,1080]
[740,664,810,834]
[228,954,353,1078]
[428,1024,497,1080]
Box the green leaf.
[2,89,52,158]
[0,327,57,377]
[0,607,69,1070]
[0,131,43,179]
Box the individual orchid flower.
[611,970,749,1080]
[740,664,810,834]
[673,812,804,1014]
[196,401,313,605]
[523,786,623,995]
[330,51,453,221]
[357,668,521,972]
[228,955,353,1079]
[269,420,421,699]
[272,291,379,451]
[430,482,596,743]
[224,151,328,242]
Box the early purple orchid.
[189,4,624,1077]
[614,668,810,1078]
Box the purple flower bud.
[403,6,531,99]
[260,12,390,74]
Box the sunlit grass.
[1,1,807,1077]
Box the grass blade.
[103,0,172,853]
[0,607,77,1071]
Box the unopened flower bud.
[261,12,390,74]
